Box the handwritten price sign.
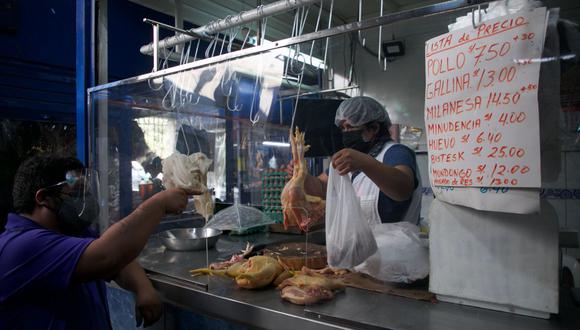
[424,8,547,188]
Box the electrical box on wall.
[382,40,405,58]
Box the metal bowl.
[158,228,222,251]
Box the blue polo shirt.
[376,144,419,224]
[0,213,111,330]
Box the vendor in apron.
[289,96,421,225]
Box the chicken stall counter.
[137,229,579,330]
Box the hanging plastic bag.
[355,222,429,283]
[325,166,377,268]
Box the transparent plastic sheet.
[205,203,275,232]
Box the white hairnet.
[334,96,391,127]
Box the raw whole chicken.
[281,127,325,232]
[278,267,345,305]
[235,255,284,289]
[190,255,284,290]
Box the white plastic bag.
[355,222,429,283]
[325,166,377,268]
[162,152,213,191]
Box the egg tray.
[261,170,288,224]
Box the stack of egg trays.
[261,170,288,224]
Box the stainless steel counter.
[139,232,580,330]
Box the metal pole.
[76,0,95,165]
[153,24,159,72]
[277,85,359,101]
[140,0,320,56]
[96,0,109,233]
[175,0,183,53]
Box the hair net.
[334,96,391,127]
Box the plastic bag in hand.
[325,166,377,268]
[162,152,212,191]
[355,222,429,283]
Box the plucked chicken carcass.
[235,255,284,289]
[281,127,325,232]
[278,267,345,305]
[190,255,285,289]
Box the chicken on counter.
[278,267,345,305]
[281,127,326,232]
[190,255,285,289]
[191,254,347,305]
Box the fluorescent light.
[262,141,290,147]
[514,54,576,64]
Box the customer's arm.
[115,261,162,327]
[73,188,197,282]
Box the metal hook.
[321,0,335,71]
[226,85,243,112]
[471,5,484,29]
[193,39,201,61]
[227,27,239,53]
[204,36,216,58]
[308,1,324,67]
[378,0,384,64]
[358,0,366,46]
[162,86,175,110]
[249,74,261,125]
[291,52,306,75]
[240,26,251,50]
[221,68,237,97]
[218,27,228,55]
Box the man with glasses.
[0,155,197,329]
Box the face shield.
[44,169,101,233]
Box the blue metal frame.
[76,0,95,165]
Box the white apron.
[352,142,422,225]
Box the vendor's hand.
[135,286,162,328]
[331,148,372,176]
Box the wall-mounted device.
[382,40,405,58]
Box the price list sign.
[424,8,547,188]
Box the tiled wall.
[417,151,580,259]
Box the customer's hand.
[135,286,162,327]
[152,188,200,214]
